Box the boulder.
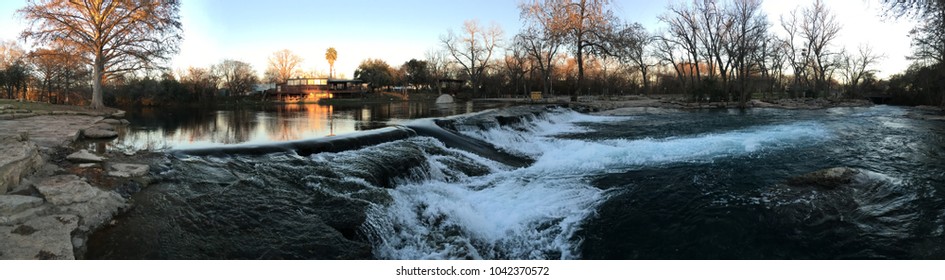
[92,122,117,131]
[435,94,455,104]
[787,167,859,189]
[0,214,79,260]
[97,119,123,125]
[82,126,118,139]
[66,149,104,163]
[107,163,150,178]
[0,135,44,194]
[111,110,126,118]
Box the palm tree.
[325,47,337,78]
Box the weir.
[405,119,534,168]
[173,126,417,157]
[172,117,535,170]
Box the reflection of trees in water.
[115,101,502,148]
[125,106,259,145]
[213,109,258,144]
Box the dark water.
[87,104,945,259]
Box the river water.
[86,102,945,259]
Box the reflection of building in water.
[273,78,366,102]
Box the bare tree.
[661,2,703,90]
[838,44,883,98]
[266,49,303,83]
[780,9,811,98]
[213,59,258,97]
[326,47,338,78]
[563,0,617,99]
[697,0,733,94]
[756,34,787,99]
[519,0,569,96]
[801,0,842,97]
[883,0,945,65]
[653,32,686,86]
[504,40,531,97]
[180,66,219,102]
[725,0,769,106]
[19,0,182,109]
[441,20,503,97]
[612,22,654,95]
[425,49,450,94]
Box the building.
[274,78,366,102]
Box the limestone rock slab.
[0,214,78,260]
[0,195,44,216]
[66,149,104,163]
[108,163,150,178]
[82,127,118,139]
[0,136,44,194]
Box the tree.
[883,0,945,107]
[180,66,219,102]
[660,2,704,93]
[562,0,617,99]
[30,47,88,103]
[838,44,883,98]
[19,0,182,109]
[725,0,769,106]
[801,0,842,96]
[0,40,30,100]
[781,8,812,98]
[326,47,338,79]
[213,59,257,96]
[441,19,503,97]
[425,49,451,94]
[266,49,303,83]
[519,0,569,96]
[504,40,531,97]
[883,0,945,65]
[612,22,654,95]
[354,58,393,92]
[401,59,430,90]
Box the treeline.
[2,0,942,108]
[348,0,929,106]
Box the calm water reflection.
[101,101,509,152]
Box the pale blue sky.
[0,0,915,79]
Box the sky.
[0,0,919,79]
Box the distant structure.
[435,94,454,104]
[274,77,366,102]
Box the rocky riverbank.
[0,101,148,260]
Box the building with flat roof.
[274,78,366,102]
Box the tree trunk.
[641,66,650,96]
[575,44,584,102]
[91,54,105,109]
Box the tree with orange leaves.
[19,0,182,109]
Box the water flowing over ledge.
[87,105,945,259]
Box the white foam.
[366,170,607,260]
[462,109,831,175]
[363,109,834,259]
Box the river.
[85,102,945,259]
